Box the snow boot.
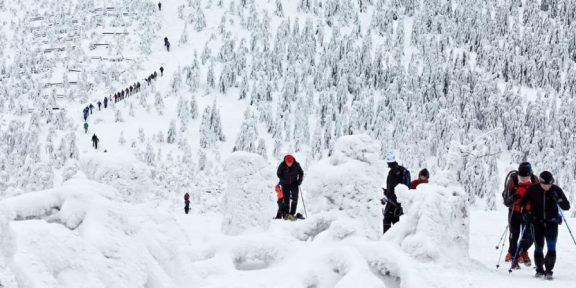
[535,269,545,278]
[520,251,531,267]
[544,271,553,280]
[296,213,305,220]
[505,252,513,262]
[287,214,296,221]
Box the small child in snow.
[274,184,284,219]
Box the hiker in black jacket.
[382,152,409,234]
[277,154,304,221]
[520,171,571,279]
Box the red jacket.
[275,184,283,200]
[509,176,538,212]
[410,179,428,189]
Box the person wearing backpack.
[276,154,304,221]
[410,168,429,189]
[503,162,539,268]
[382,152,410,234]
[184,193,191,214]
[520,171,571,280]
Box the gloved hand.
[522,212,534,224]
[394,203,404,217]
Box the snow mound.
[0,175,196,288]
[305,135,386,235]
[221,152,275,236]
[386,183,469,263]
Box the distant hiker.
[104,97,108,108]
[83,122,88,133]
[160,66,164,76]
[97,101,102,110]
[503,162,538,268]
[153,71,158,79]
[410,168,429,189]
[89,103,94,114]
[520,171,570,280]
[125,88,129,97]
[158,2,162,11]
[382,152,410,234]
[83,107,89,121]
[129,86,133,94]
[91,134,99,149]
[164,37,170,52]
[136,82,141,91]
[274,184,285,219]
[114,94,118,103]
[277,154,304,221]
[184,193,190,214]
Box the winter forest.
[1,0,576,287]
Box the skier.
[274,184,285,219]
[276,154,304,221]
[410,168,429,189]
[504,162,538,268]
[382,152,409,234]
[104,97,108,108]
[160,66,164,76]
[97,101,102,111]
[91,134,99,150]
[520,171,570,279]
[164,37,170,52]
[184,193,190,214]
[89,103,94,114]
[83,122,88,133]
[158,2,161,11]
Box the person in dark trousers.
[277,154,304,221]
[158,2,162,11]
[410,168,429,189]
[97,101,102,110]
[521,171,570,280]
[153,71,158,79]
[505,162,538,269]
[83,122,88,133]
[160,66,164,76]
[274,184,285,219]
[91,134,99,149]
[184,193,190,214]
[164,37,170,52]
[89,103,94,114]
[104,97,108,108]
[382,152,408,234]
[83,107,89,121]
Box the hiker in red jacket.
[410,169,429,189]
[274,184,285,219]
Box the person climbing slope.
[276,154,304,221]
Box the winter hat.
[419,168,430,178]
[385,152,396,163]
[284,154,295,165]
[518,162,532,177]
[539,171,554,185]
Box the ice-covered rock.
[221,152,275,236]
[305,135,387,235]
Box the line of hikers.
[81,67,165,149]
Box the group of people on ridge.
[501,162,570,280]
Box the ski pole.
[495,225,509,269]
[496,225,509,250]
[509,223,528,273]
[558,205,576,246]
[300,188,308,218]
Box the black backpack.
[502,171,538,207]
